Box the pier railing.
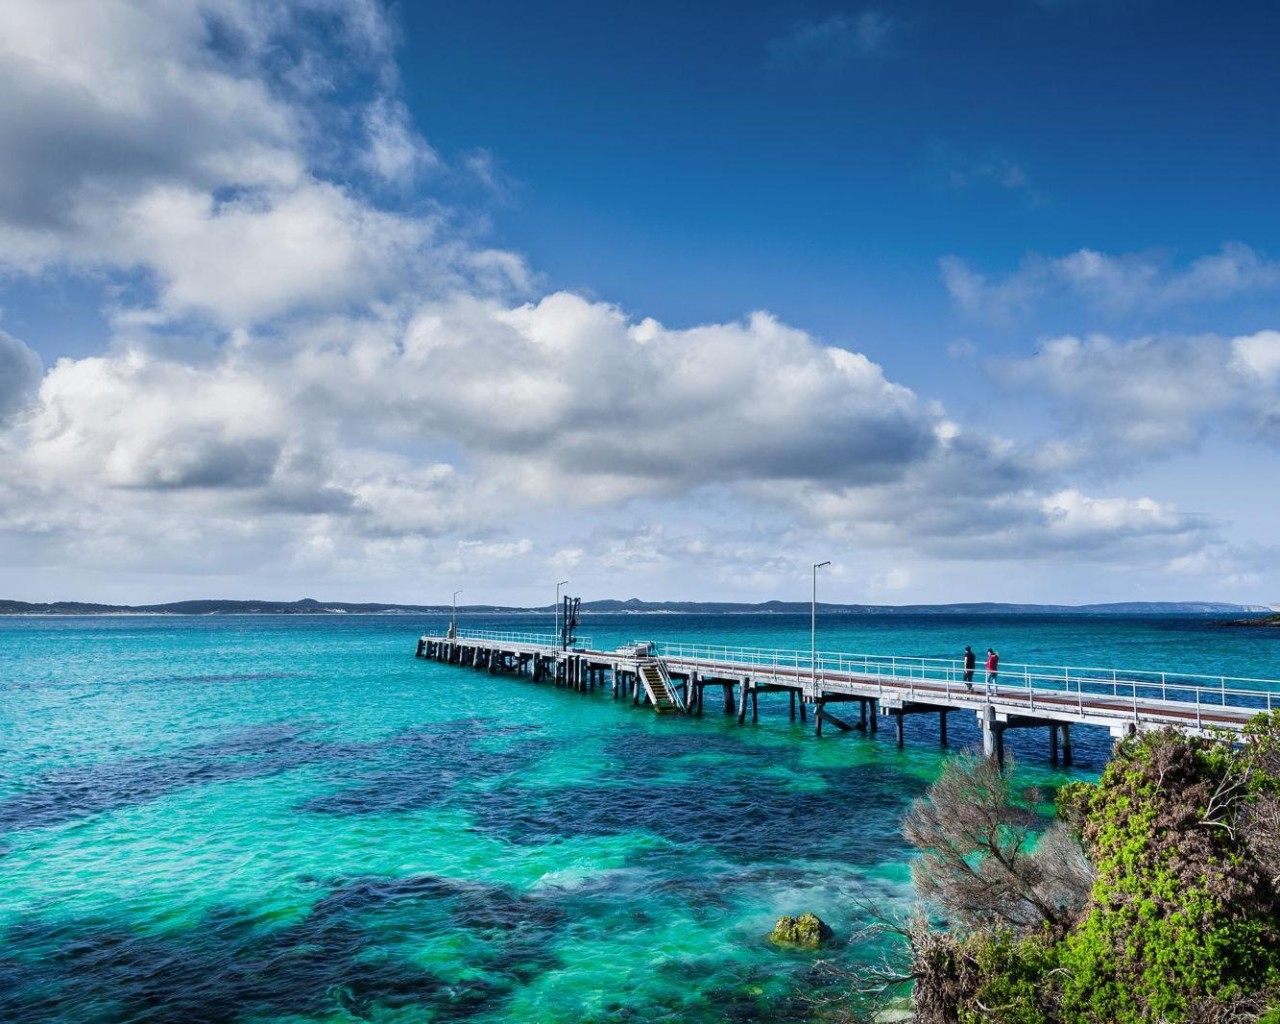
[653,640,1280,722]
[426,631,1280,730]
[452,628,596,650]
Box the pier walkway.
[416,630,1280,764]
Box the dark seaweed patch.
[0,719,558,835]
[606,728,783,763]
[0,873,566,1024]
[300,724,557,816]
[466,748,923,863]
[0,723,370,834]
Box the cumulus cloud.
[4,282,1216,592]
[0,0,1259,602]
[998,330,1280,458]
[11,295,946,502]
[381,295,939,493]
[0,0,516,327]
[0,0,303,242]
[944,243,1280,324]
[0,330,42,421]
[362,96,440,184]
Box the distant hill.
[577,598,1272,615]
[0,597,1272,616]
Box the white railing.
[422,632,1280,729]
[653,640,1280,726]
[443,628,596,650]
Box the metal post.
[811,561,830,690]
[452,589,462,638]
[555,579,569,648]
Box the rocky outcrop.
[769,912,833,948]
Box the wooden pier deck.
[416,630,1280,764]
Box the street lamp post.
[555,579,569,646]
[451,589,463,639]
[811,561,830,684]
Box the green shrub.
[906,725,1280,1023]
[1058,730,1280,1022]
[958,930,1057,1024]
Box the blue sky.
[0,0,1278,607]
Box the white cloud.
[0,330,42,421]
[998,330,1280,457]
[5,285,1223,594]
[930,145,1045,206]
[0,0,1268,605]
[768,10,894,66]
[944,243,1280,323]
[1233,330,1280,384]
[0,0,516,328]
[362,96,439,184]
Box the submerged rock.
[768,912,833,948]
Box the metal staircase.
[638,659,685,713]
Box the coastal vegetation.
[887,718,1280,1023]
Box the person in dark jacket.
[963,645,976,690]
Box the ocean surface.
[1,612,1276,1023]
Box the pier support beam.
[818,707,856,733]
[980,705,1005,766]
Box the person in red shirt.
[985,648,999,694]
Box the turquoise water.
[1,613,1275,1022]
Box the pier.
[416,630,1280,764]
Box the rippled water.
[1,612,1275,1022]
